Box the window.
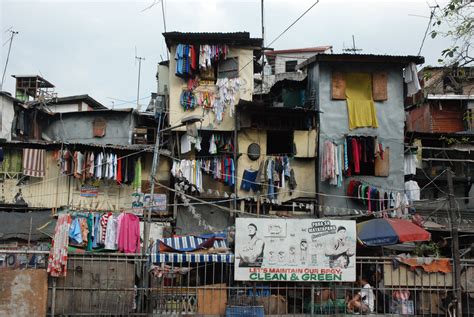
[285,60,298,72]
[267,131,294,155]
[217,57,238,79]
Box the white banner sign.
[235,218,356,282]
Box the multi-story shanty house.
[405,66,474,232]
[298,53,424,217]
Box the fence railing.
[1,250,473,316]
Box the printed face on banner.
[235,218,356,282]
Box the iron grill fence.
[1,250,474,316]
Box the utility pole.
[135,55,145,110]
[261,0,265,97]
[1,29,18,91]
[161,0,169,60]
[447,167,462,316]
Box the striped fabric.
[151,235,233,263]
[159,236,228,252]
[22,148,45,177]
[153,253,234,264]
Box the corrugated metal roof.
[0,211,54,241]
[427,94,474,100]
[163,31,262,48]
[297,53,425,69]
[11,74,55,88]
[52,94,108,110]
[265,46,332,55]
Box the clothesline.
[174,152,300,159]
[320,132,407,145]
[14,147,150,191]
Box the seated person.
[347,275,375,314]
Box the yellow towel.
[345,73,378,130]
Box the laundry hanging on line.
[171,157,235,193]
[175,43,229,78]
[347,180,409,218]
[243,156,296,199]
[321,136,386,186]
[68,211,141,253]
[53,149,142,189]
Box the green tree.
[431,0,473,66]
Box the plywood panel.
[331,72,346,100]
[384,263,452,287]
[197,283,227,315]
[374,147,390,177]
[372,72,388,101]
[0,269,48,317]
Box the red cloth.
[190,45,197,70]
[118,213,141,254]
[116,158,122,184]
[351,138,360,173]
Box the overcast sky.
[1,0,452,109]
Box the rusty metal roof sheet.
[297,53,425,69]
[163,31,262,48]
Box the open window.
[285,60,298,72]
[267,131,294,155]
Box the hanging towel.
[22,148,45,177]
[47,214,71,277]
[345,73,378,130]
[404,62,421,96]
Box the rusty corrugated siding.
[406,104,431,132]
[430,103,464,133]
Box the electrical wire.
[417,5,438,56]
[267,0,320,48]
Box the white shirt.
[104,215,118,250]
[405,180,421,201]
[95,153,103,179]
[359,284,375,312]
[181,133,191,154]
[404,154,417,175]
[404,62,421,96]
[108,154,114,179]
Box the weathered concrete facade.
[302,54,424,214]
[43,109,136,145]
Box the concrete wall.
[157,64,170,95]
[0,269,48,317]
[168,46,254,131]
[273,52,318,74]
[309,62,406,214]
[43,111,134,145]
[49,103,79,113]
[49,101,96,113]
[0,95,15,141]
[236,129,316,203]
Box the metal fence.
[1,250,474,316]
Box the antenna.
[342,35,362,54]
[1,29,18,91]
[135,48,146,111]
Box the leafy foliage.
[430,0,473,66]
